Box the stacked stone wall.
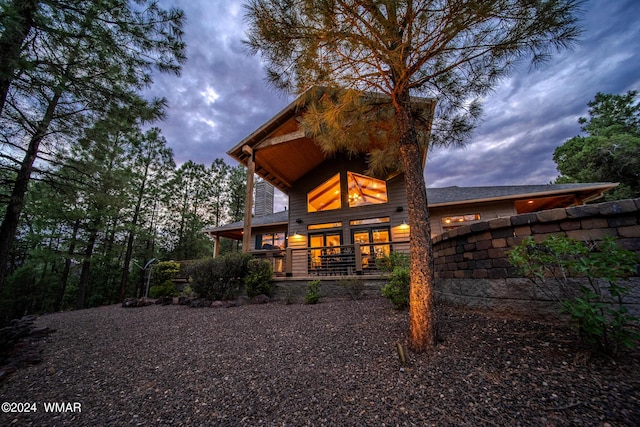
[432,198,640,316]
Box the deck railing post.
[285,247,293,277]
[354,242,362,275]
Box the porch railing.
[250,241,409,277]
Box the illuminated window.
[255,233,287,250]
[308,222,342,230]
[307,173,341,212]
[441,214,481,229]
[350,217,390,226]
[347,172,388,207]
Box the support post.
[285,247,293,277]
[213,235,220,257]
[242,146,254,253]
[354,242,363,275]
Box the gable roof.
[227,88,436,194]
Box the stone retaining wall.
[432,198,640,316]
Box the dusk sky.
[145,0,640,208]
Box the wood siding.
[287,154,409,274]
[289,155,408,235]
[429,200,516,236]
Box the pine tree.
[554,91,640,200]
[0,0,185,289]
[245,0,583,351]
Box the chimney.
[254,180,274,217]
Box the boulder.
[122,298,142,308]
[251,294,270,304]
[155,296,173,305]
[188,298,211,308]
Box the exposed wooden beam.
[255,129,305,150]
[242,146,254,253]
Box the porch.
[250,240,409,278]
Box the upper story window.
[307,173,341,212]
[307,171,389,212]
[347,171,388,207]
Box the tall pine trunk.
[0,90,61,290]
[119,161,149,301]
[0,0,37,115]
[120,204,141,302]
[57,218,81,311]
[393,91,437,352]
[77,223,99,309]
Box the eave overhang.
[427,183,618,213]
[228,88,436,194]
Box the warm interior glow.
[307,171,389,212]
[307,173,341,212]
[347,172,388,207]
[350,217,390,226]
[308,221,343,230]
[441,213,481,228]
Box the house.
[204,90,616,278]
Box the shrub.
[305,280,321,304]
[378,252,410,309]
[382,266,410,310]
[189,253,251,300]
[245,259,274,298]
[283,286,295,305]
[509,235,639,356]
[376,251,410,272]
[151,261,181,287]
[149,280,178,298]
[86,294,104,308]
[340,277,365,300]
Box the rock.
[122,298,142,308]
[188,298,211,308]
[123,298,157,308]
[251,294,270,304]
[154,296,173,306]
[211,301,224,308]
[0,315,54,383]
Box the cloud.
[146,0,639,197]
[146,0,291,166]
[426,0,640,188]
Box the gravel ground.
[1,296,639,426]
